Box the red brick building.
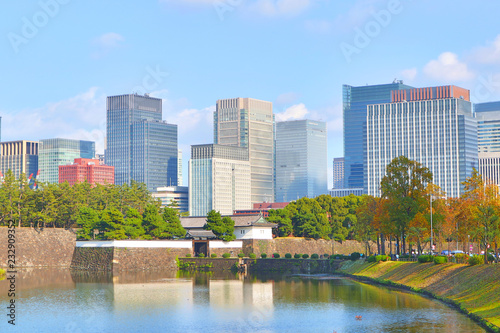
[59,158,114,186]
[233,202,290,217]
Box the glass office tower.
[343,81,413,193]
[39,138,95,183]
[107,93,178,191]
[214,98,274,204]
[275,119,327,202]
[366,85,478,198]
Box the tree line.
[267,156,500,264]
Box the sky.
[2,0,500,187]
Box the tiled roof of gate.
[180,214,277,229]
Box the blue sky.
[2,0,500,187]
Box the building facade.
[0,140,38,179]
[475,101,500,186]
[366,85,477,198]
[59,158,114,186]
[332,157,344,189]
[106,93,178,191]
[153,186,189,213]
[343,81,414,192]
[275,119,327,202]
[189,144,251,217]
[178,149,183,186]
[214,98,274,204]
[329,188,363,197]
[38,138,95,183]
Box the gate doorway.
[194,241,208,257]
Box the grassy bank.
[338,260,500,332]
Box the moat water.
[0,268,485,332]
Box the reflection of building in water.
[112,281,193,311]
[209,280,274,311]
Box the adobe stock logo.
[7,0,70,54]
[340,0,407,63]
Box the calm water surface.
[0,268,485,333]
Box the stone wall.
[178,258,239,271]
[113,247,185,272]
[70,247,113,271]
[242,238,378,257]
[0,227,76,267]
[209,247,243,257]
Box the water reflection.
[0,269,486,333]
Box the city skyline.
[2,1,500,187]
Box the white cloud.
[275,103,309,122]
[423,52,474,82]
[331,0,384,33]
[400,67,417,81]
[1,87,107,153]
[471,34,500,64]
[91,32,125,59]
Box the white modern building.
[332,157,344,189]
[214,98,274,204]
[366,85,478,198]
[189,144,251,216]
[153,186,189,212]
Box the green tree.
[205,210,236,241]
[75,207,100,240]
[266,209,293,237]
[142,204,168,239]
[162,207,186,239]
[380,156,432,255]
[100,208,127,240]
[124,208,145,239]
[354,195,377,255]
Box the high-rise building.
[178,149,183,186]
[0,140,38,179]
[332,157,344,189]
[106,93,178,191]
[366,85,477,198]
[153,186,189,213]
[275,119,327,202]
[214,98,274,204]
[475,101,500,186]
[38,138,95,183]
[189,144,251,216]
[59,158,114,186]
[343,81,414,192]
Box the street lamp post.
[430,194,434,255]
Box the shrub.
[294,253,301,259]
[210,253,217,258]
[198,253,205,258]
[302,254,309,259]
[350,252,361,261]
[238,252,245,258]
[222,253,231,259]
[311,253,319,259]
[367,255,376,263]
[375,255,391,262]
[434,256,447,264]
[488,254,495,263]
[285,253,292,259]
[469,255,484,266]
[323,254,330,259]
[185,253,192,258]
[249,253,256,259]
[273,253,280,259]
[261,253,267,259]
[418,255,433,263]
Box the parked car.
[441,250,451,255]
[451,250,465,255]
